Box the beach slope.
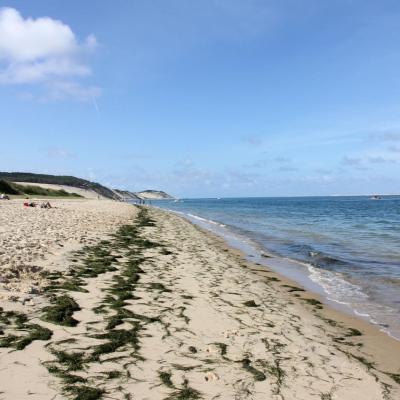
[0,202,399,399]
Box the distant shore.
[0,199,399,399]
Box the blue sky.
[1,0,400,197]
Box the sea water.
[151,196,400,340]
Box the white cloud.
[0,7,98,100]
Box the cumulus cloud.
[0,7,99,100]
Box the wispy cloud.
[0,7,99,101]
[368,156,397,164]
[277,165,298,172]
[380,132,400,142]
[367,129,400,142]
[46,81,101,102]
[241,135,264,146]
[274,156,291,164]
[388,145,400,153]
[341,156,362,166]
[46,147,76,159]
[123,152,152,160]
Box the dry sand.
[0,201,399,399]
[12,182,107,199]
[0,199,134,299]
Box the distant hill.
[0,172,173,201]
[112,189,140,201]
[135,190,174,200]
[112,189,173,201]
[0,172,117,199]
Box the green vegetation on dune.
[0,179,20,195]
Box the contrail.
[92,96,100,116]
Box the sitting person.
[40,201,52,209]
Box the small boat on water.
[369,195,382,200]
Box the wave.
[186,213,226,227]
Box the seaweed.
[165,387,202,400]
[241,358,266,381]
[345,328,362,337]
[90,325,141,361]
[51,350,86,371]
[42,295,81,326]
[282,285,305,293]
[149,282,172,293]
[213,342,228,356]
[15,324,52,350]
[243,300,258,307]
[302,298,323,309]
[159,371,174,388]
[64,385,104,400]
[105,370,122,379]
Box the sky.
[1,0,400,198]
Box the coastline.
[160,207,400,371]
[156,202,400,342]
[0,200,399,399]
[180,212,400,371]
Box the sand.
[12,182,107,199]
[0,199,134,299]
[0,201,399,399]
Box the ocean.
[151,196,400,340]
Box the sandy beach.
[0,199,399,400]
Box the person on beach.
[40,201,52,209]
[23,201,37,207]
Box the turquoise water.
[152,196,400,339]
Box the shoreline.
[0,200,399,399]
[158,207,400,372]
[155,204,400,342]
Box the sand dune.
[12,182,107,199]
